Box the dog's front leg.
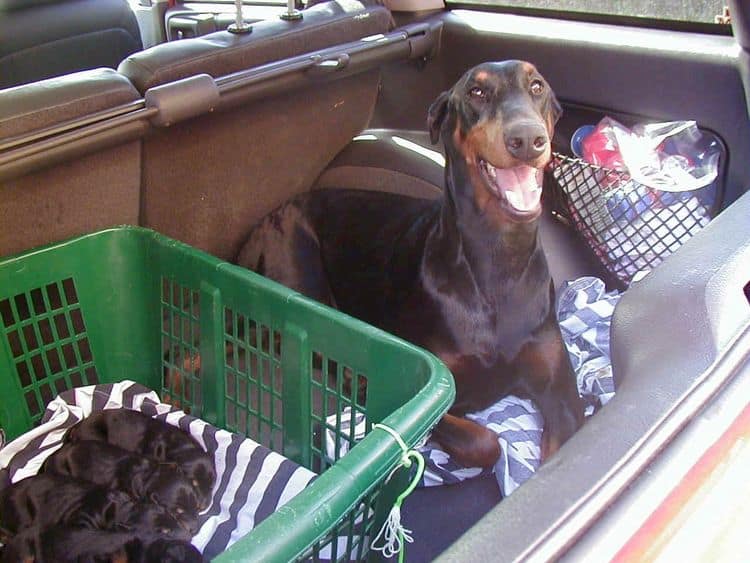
[536,384,583,461]
[515,323,584,461]
[431,413,501,469]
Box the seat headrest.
[119,0,394,93]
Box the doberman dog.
[236,60,584,468]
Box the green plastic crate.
[0,227,454,562]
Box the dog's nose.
[504,121,548,162]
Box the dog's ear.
[427,90,451,145]
[549,91,563,125]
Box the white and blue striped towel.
[0,381,316,560]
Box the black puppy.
[167,448,215,513]
[0,473,190,541]
[1,525,202,563]
[66,409,215,510]
[44,441,199,533]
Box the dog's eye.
[530,79,545,96]
[468,87,487,101]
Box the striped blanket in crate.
[0,381,316,560]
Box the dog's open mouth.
[479,160,544,219]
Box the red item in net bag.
[581,117,630,171]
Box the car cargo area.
[1,0,750,560]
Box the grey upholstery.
[0,67,139,138]
[0,0,142,89]
[729,0,750,121]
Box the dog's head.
[125,500,194,542]
[148,465,200,533]
[428,60,561,224]
[172,449,216,511]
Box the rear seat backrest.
[0,0,142,89]
[0,69,142,256]
[120,0,394,260]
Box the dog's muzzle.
[479,161,544,217]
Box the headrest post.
[227,0,252,34]
[280,0,303,21]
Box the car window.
[447,0,732,28]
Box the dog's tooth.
[505,187,542,212]
[505,190,522,209]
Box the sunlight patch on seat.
[391,136,445,167]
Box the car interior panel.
[0,68,143,256]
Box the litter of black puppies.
[0,408,215,562]
[66,409,216,511]
[44,441,200,533]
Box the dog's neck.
[420,156,553,362]
[434,156,545,285]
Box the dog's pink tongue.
[494,166,543,213]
